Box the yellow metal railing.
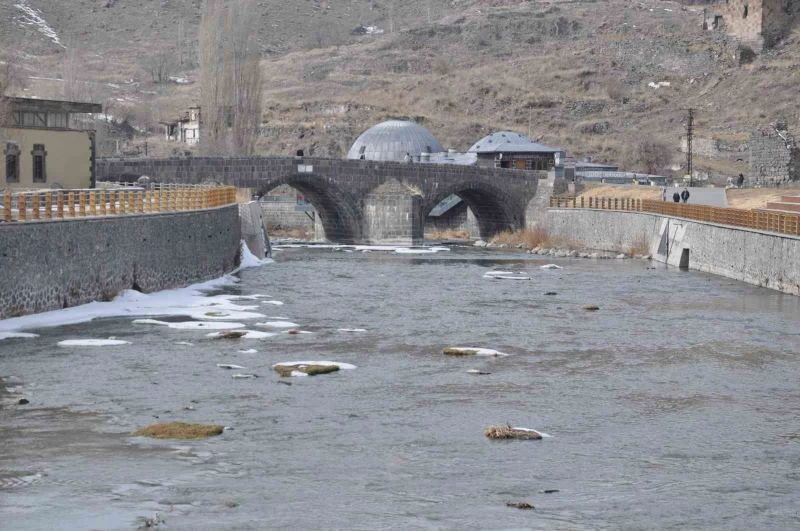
[1,184,237,223]
[549,196,800,237]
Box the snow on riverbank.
[0,245,273,336]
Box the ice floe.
[256,321,300,328]
[540,264,563,270]
[272,360,357,377]
[337,328,367,333]
[217,364,246,370]
[0,332,39,340]
[237,349,257,354]
[443,347,509,357]
[133,319,246,331]
[58,338,131,347]
[231,373,258,379]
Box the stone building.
[2,97,102,189]
[704,0,796,49]
[160,106,201,146]
[749,121,799,185]
[467,131,563,170]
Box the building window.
[744,4,748,17]
[46,112,68,128]
[31,144,47,183]
[4,143,20,183]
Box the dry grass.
[626,232,650,257]
[427,229,470,240]
[485,424,543,440]
[726,189,787,209]
[133,422,224,439]
[489,228,551,249]
[270,227,315,240]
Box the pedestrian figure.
[737,173,745,188]
[661,187,667,202]
[403,152,411,164]
[681,188,690,204]
[673,191,680,203]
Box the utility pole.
[686,108,694,187]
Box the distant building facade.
[1,97,101,190]
[704,0,796,49]
[749,121,799,185]
[161,106,201,146]
[467,131,563,170]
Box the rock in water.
[133,422,224,439]
[213,330,247,340]
[485,424,543,440]
[443,347,506,357]
[583,305,600,311]
[506,501,535,510]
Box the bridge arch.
[424,181,524,239]
[256,173,362,244]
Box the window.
[4,143,20,183]
[46,112,68,128]
[744,4,748,17]
[31,144,46,183]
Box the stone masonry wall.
[0,206,241,319]
[546,208,800,295]
[749,126,799,184]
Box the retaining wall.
[0,206,241,319]
[546,209,800,295]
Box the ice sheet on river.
[0,274,264,335]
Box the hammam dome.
[347,120,444,162]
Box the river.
[1,245,799,530]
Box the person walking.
[681,188,690,204]
[661,187,667,202]
[673,191,680,203]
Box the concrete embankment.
[546,209,800,295]
[0,206,241,319]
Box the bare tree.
[626,137,672,175]
[63,45,81,100]
[0,57,24,135]
[147,49,174,84]
[199,0,263,155]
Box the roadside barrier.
[549,196,800,237]
[1,184,237,223]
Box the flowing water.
[1,246,799,530]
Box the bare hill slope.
[2,0,799,180]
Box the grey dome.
[468,131,558,153]
[347,120,444,162]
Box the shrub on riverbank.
[489,228,552,249]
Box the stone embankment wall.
[261,200,315,232]
[546,209,800,296]
[0,206,241,319]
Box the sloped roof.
[468,131,560,154]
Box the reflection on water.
[1,247,800,530]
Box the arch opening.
[256,175,362,244]
[425,183,522,241]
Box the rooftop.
[468,131,561,154]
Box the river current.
[1,246,799,530]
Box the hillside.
[2,0,799,181]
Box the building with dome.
[346,120,444,162]
[468,131,563,171]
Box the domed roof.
[347,120,444,162]
[468,131,559,153]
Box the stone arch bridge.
[98,157,550,244]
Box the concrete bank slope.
[547,209,800,296]
[0,205,241,319]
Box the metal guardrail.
[549,196,800,237]
[1,184,237,223]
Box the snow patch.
[14,2,65,48]
[237,240,273,270]
[273,360,357,370]
[540,264,563,270]
[337,328,367,333]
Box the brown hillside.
[1,0,798,181]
